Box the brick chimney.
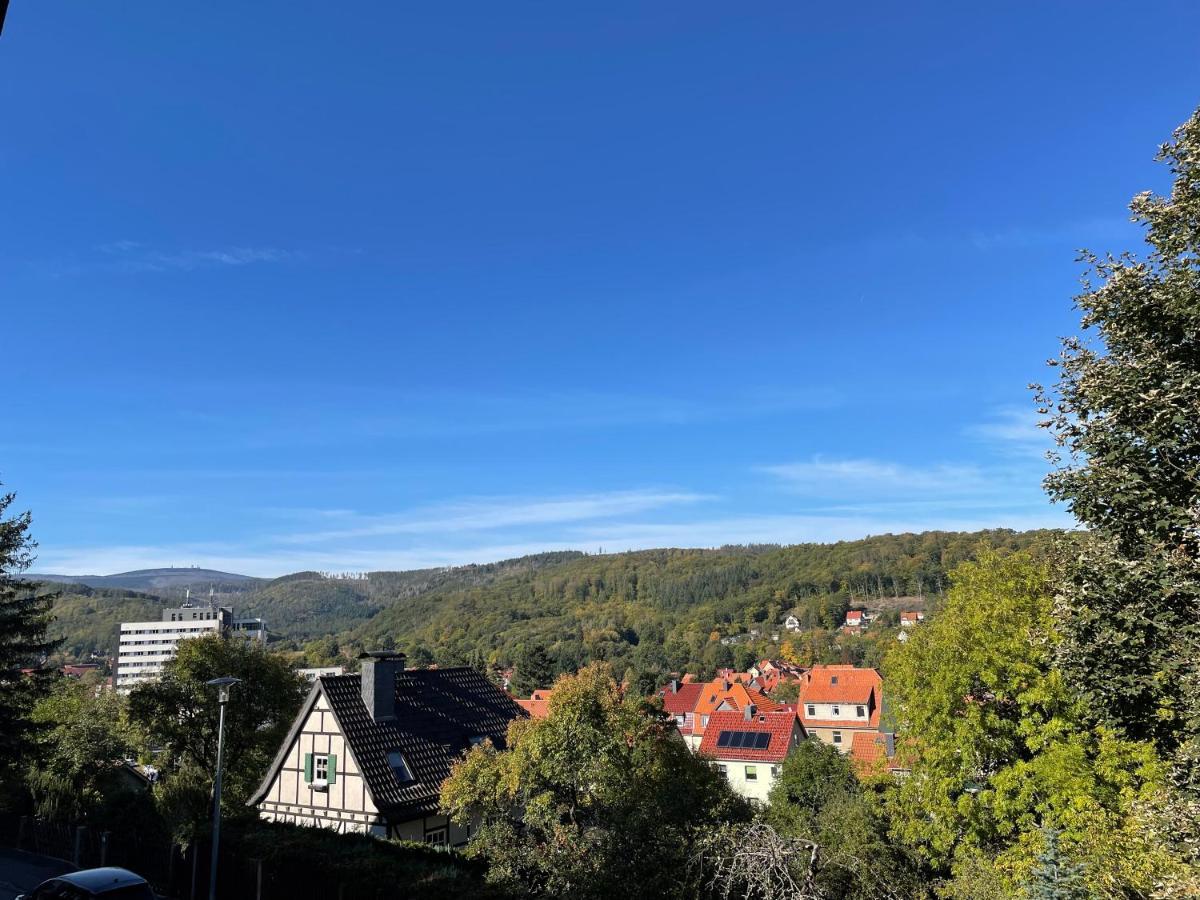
[359,651,406,723]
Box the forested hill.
[43,531,1055,669]
[292,529,1057,678]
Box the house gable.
[250,683,381,834]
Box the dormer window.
[388,750,414,782]
[831,676,838,685]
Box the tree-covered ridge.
[327,529,1055,676]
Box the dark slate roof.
[251,667,525,821]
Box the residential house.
[688,677,783,752]
[849,731,911,778]
[899,611,925,628]
[658,680,705,742]
[797,665,882,753]
[844,610,865,628]
[749,659,806,695]
[783,614,801,632]
[249,651,525,846]
[515,688,553,719]
[698,706,806,803]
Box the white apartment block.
[116,604,266,693]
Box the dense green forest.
[41,530,1056,675]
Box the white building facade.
[115,603,266,693]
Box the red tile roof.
[516,688,553,719]
[698,709,801,763]
[658,681,704,716]
[846,610,864,623]
[799,665,881,704]
[850,731,912,776]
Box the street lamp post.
[206,676,241,900]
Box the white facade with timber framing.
[249,651,525,846]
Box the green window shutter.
[328,754,338,784]
[304,753,314,783]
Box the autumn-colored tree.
[442,663,750,899]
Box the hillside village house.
[797,665,882,753]
[249,652,524,846]
[659,675,784,751]
[849,731,911,778]
[899,611,925,627]
[515,688,553,719]
[698,706,806,803]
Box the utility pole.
[206,676,242,900]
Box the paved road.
[0,848,73,900]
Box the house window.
[806,704,816,717]
[304,752,337,790]
[388,750,414,782]
[856,705,866,717]
[832,705,840,716]
[701,715,709,727]
[717,764,727,776]
[745,766,758,781]
[771,765,781,778]
[425,827,448,847]
[832,731,842,745]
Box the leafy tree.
[767,738,857,820]
[128,634,305,836]
[25,677,139,822]
[509,642,555,697]
[0,483,60,799]
[885,550,1184,893]
[764,741,927,899]
[441,663,750,899]
[1021,830,1088,900]
[1034,108,1200,800]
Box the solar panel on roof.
[716,731,732,747]
[754,732,771,749]
[729,732,745,748]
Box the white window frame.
[832,731,842,745]
[425,827,449,847]
[745,765,758,781]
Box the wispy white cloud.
[272,490,713,545]
[969,216,1135,251]
[761,458,983,494]
[965,407,1051,459]
[97,242,295,272]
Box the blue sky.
[3,3,1198,576]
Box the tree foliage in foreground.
[0,482,59,800]
[24,676,153,830]
[441,663,751,900]
[127,634,306,839]
[1035,107,1200,835]
[884,550,1191,896]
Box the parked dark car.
[16,867,156,900]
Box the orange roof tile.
[798,665,881,705]
[698,709,801,763]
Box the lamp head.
[206,676,242,703]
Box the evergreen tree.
[1035,108,1200,778]
[1023,830,1089,900]
[0,482,60,795]
[509,642,555,697]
